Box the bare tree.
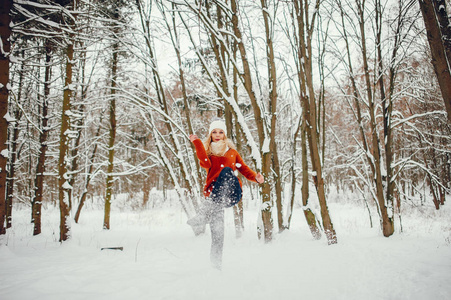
[134,0,202,219]
[260,0,284,233]
[292,0,337,244]
[103,4,122,230]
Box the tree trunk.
[233,45,245,238]
[285,119,300,230]
[272,147,284,232]
[68,42,90,216]
[339,1,381,227]
[293,0,336,244]
[378,0,404,235]
[301,119,321,239]
[6,49,24,229]
[0,0,12,235]
[6,109,20,229]
[104,37,119,230]
[142,174,151,207]
[418,0,451,122]
[58,40,74,242]
[301,91,334,242]
[32,41,52,235]
[433,0,451,65]
[357,1,394,237]
[74,118,102,223]
[233,200,244,238]
[230,0,273,242]
[261,0,283,233]
[68,106,83,212]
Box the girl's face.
[211,129,225,142]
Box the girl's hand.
[255,173,264,184]
[189,134,198,142]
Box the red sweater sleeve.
[192,139,211,169]
[236,152,257,182]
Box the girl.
[188,119,264,269]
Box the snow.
[65,110,84,119]
[262,137,270,154]
[62,181,73,190]
[1,189,450,300]
[9,55,18,63]
[64,129,79,138]
[1,149,9,158]
[3,111,16,122]
[64,84,76,91]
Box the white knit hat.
[209,119,227,134]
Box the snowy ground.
[1,190,450,300]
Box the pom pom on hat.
[209,119,227,134]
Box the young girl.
[188,119,264,269]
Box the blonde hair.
[203,132,236,157]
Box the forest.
[0,0,450,256]
[0,0,450,299]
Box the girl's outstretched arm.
[236,153,264,183]
[190,134,211,169]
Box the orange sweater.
[193,139,257,197]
